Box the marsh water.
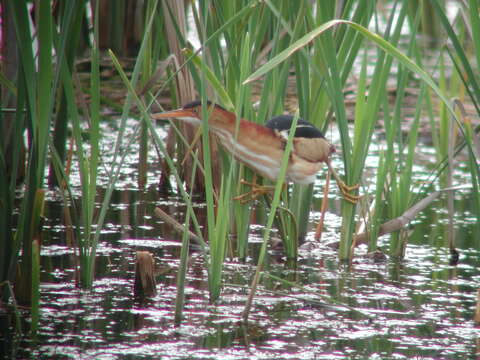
[2,116,480,359]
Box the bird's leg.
[326,161,361,204]
[233,175,284,204]
[233,178,273,203]
[315,167,331,240]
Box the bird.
[152,100,359,203]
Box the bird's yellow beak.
[151,108,201,125]
[151,109,196,120]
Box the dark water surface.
[3,119,480,359]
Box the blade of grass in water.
[7,0,53,307]
[197,0,226,301]
[233,32,254,260]
[242,111,300,321]
[174,153,198,324]
[138,0,157,190]
[56,0,103,287]
[30,189,45,336]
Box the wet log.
[154,207,202,245]
[354,185,470,246]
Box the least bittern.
[152,100,359,203]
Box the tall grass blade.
[30,239,40,336]
[174,157,198,324]
[243,112,300,321]
[7,0,54,307]
[30,189,44,336]
[183,48,234,111]
[48,1,85,186]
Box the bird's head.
[265,114,336,161]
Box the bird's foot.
[337,180,361,204]
[326,161,361,204]
[233,179,276,204]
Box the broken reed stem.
[134,251,157,298]
[154,207,202,244]
[354,186,471,245]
